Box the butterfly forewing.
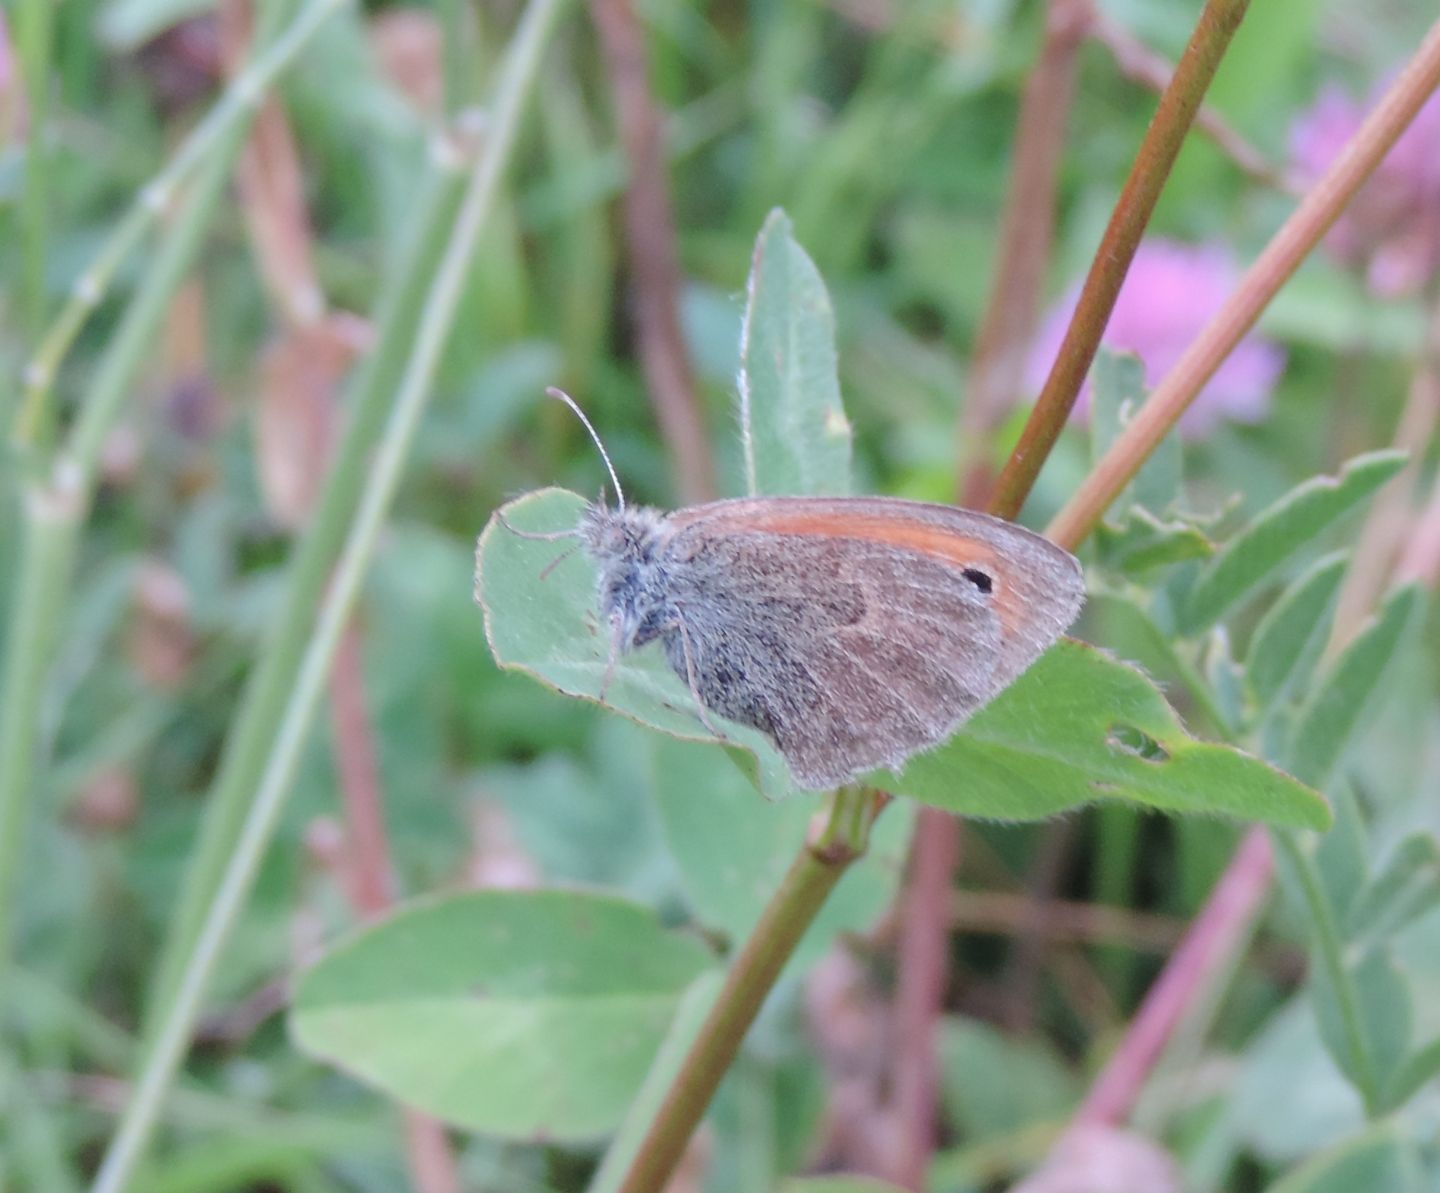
[657,497,1082,789]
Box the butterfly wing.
[659,497,1084,789]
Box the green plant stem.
[16,0,54,338]
[0,496,80,982]
[1270,830,1377,1112]
[142,157,470,1033]
[614,786,881,1193]
[0,137,241,1011]
[10,0,349,450]
[988,0,1253,522]
[1048,14,1440,550]
[92,4,564,1188]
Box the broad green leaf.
[1246,552,1348,707]
[477,488,798,798]
[1310,944,1411,1114]
[650,735,912,967]
[739,209,853,496]
[1381,1034,1440,1112]
[883,642,1329,828]
[291,890,714,1141]
[1082,592,1231,737]
[1178,452,1407,635]
[1289,584,1426,788]
[1347,834,1440,950]
[1264,1126,1417,1193]
[782,1180,911,1193]
[478,490,1328,826]
[1091,349,1180,515]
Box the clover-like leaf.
[290,890,714,1141]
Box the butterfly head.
[580,502,673,653]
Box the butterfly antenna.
[546,386,626,511]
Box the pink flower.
[1027,240,1285,438]
[1290,79,1440,296]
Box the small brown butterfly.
[501,390,1085,791]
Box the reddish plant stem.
[328,623,459,1193]
[989,0,1254,523]
[590,0,716,504]
[1032,26,1440,1144]
[957,0,1090,509]
[885,4,1094,1179]
[1397,470,1440,589]
[884,3,1254,1185]
[886,805,962,1189]
[998,818,1078,1034]
[1071,827,1273,1128]
[1048,18,1440,549]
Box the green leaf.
[782,1180,911,1193]
[1313,786,1369,932]
[1178,452,1407,635]
[1381,1034,1440,1112]
[1091,349,1181,515]
[476,488,800,798]
[739,209,854,496]
[650,735,913,967]
[1264,1125,1417,1193]
[938,1017,1077,1141]
[1347,834,1440,949]
[290,890,714,1141]
[883,641,1330,828]
[1094,507,1214,576]
[1246,552,1348,707]
[478,492,1328,826]
[1289,584,1426,788]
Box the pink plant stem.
[590,0,717,504]
[1048,18,1440,550]
[1071,827,1273,1128]
[887,805,962,1189]
[1329,290,1440,648]
[1397,470,1440,589]
[329,623,458,1193]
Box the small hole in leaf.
[1108,724,1170,762]
[962,567,993,594]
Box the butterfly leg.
[671,611,728,741]
[496,509,579,542]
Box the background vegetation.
[2,0,1440,1190]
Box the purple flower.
[1290,79,1440,296]
[1027,240,1285,438]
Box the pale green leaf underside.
[477,489,1328,829]
[291,890,713,1141]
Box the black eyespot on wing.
[962,567,993,594]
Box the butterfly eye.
[961,567,994,594]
